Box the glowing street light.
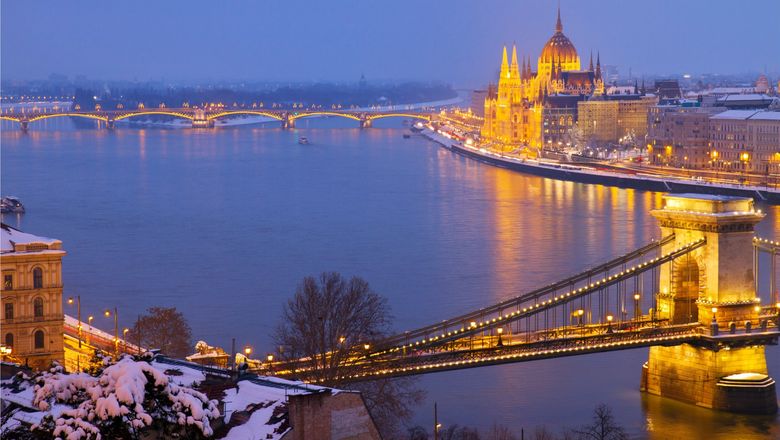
[104,308,119,357]
[244,346,252,356]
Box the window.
[3,274,11,290]
[4,303,12,320]
[34,298,44,317]
[4,333,12,348]
[33,268,43,289]
[34,330,44,349]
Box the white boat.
[298,137,310,145]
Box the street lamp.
[123,328,129,353]
[496,327,504,347]
[104,308,118,358]
[66,296,82,349]
[606,315,614,334]
[711,307,719,336]
[87,315,94,346]
[244,346,252,357]
[633,293,641,320]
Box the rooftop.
[710,109,780,121]
[0,223,62,254]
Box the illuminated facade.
[481,7,605,149]
[577,95,657,145]
[1,224,65,370]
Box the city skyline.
[2,0,779,86]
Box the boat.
[403,133,411,139]
[298,137,310,145]
[1,196,25,214]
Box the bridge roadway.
[0,107,432,129]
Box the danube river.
[2,118,779,438]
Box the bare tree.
[126,307,192,358]
[275,272,424,438]
[573,404,628,440]
[485,424,518,440]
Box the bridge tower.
[641,194,777,414]
[192,109,214,128]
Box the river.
[2,117,778,438]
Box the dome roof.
[540,7,579,64]
[540,32,579,64]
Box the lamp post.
[606,315,614,334]
[87,315,94,346]
[434,402,442,440]
[266,353,274,373]
[66,296,83,370]
[123,328,129,354]
[711,307,719,336]
[496,327,504,347]
[634,293,641,321]
[104,308,118,358]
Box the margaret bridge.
[0,106,432,130]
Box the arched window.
[34,297,44,317]
[33,267,43,289]
[34,330,44,349]
[4,333,13,348]
[4,303,13,320]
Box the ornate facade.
[1,224,65,370]
[481,7,605,149]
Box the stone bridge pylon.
[641,194,777,414]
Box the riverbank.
[421,128,780,204]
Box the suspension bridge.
[263,194,779,414]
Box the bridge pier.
[641,194,777,415]
[192,119,214,128]
[106,119,115,130]
[359,118,372,129]
[281,114,295,129]
[20,120,29,132]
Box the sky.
[2,0,779,87]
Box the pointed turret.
[641,78,646,94]
[588,51,594,71]
[510,44,520,78]
[595,52,602,79]
[634,79,639,94]
[555,3,563,33]
[500,46,509,78]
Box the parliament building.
[481,8,649,150]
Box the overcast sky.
[2,0,779,86]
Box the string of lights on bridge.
[370,238,707,357]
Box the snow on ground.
[151,359,207,387]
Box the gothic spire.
[500,46,509,77]
[511,44,520,78]
[595,52,602,79]
[555,2,563,33]
[589,51,594,71]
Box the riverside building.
[1,224,65,369]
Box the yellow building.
[1,224,66,369]
[481,7,605,149]
[578,95,657,145]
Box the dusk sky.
[3,0,779,86]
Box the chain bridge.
[264,194,779,415]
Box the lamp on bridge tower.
[642,194,777,415]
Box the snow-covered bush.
[28,357,220,439]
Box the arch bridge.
[0,107,432,130]
[261,194,779,415]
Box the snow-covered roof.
[710,109,780,121]
[716,93,774,102]
[1,223,62,253]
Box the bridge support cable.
[370,235,677,355]
[370,237,704,358]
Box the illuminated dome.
[539,9,579,64]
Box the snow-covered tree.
[15,356,219,440]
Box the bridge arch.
[113,111,194,122]
[0,115,22,122]
[206,111,284,121]
[289,111,362,122]
[25,113,109,123]
[366,113,430,122]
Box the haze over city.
[2,0,779,85]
